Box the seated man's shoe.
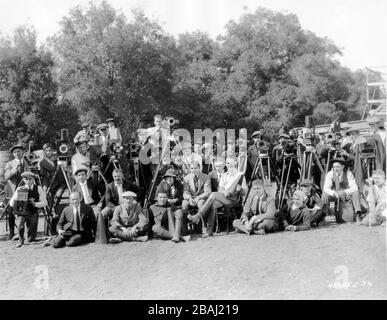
[135,235,148,242]
[8,233,15,240]
[202,230,213,238]
[171,236,180,243]
[15,240,24,248]
[254,229,266,235]
[109,237,122,244]
[180,235,191,242]
[12,234,19,241]
[187,213,201,224]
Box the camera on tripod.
[257,140,269,156]
[302,116,316,148]
[56,129,70,167]
[24,141,40,173]
[162,117,179,129]
[281,139,297,156]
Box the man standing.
[106,118,122,147]
[71,140,91,175]
[9,171,48,247]
[72,168,105,218]
[4,144,28,239]
[108,191,148,243]
[53,191,96,248]
[149,191,189,243]
[233,180,279,235]
[321,158,361,223]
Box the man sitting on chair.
[188,157,247,237]
[182,160,211,217]
[321,157,361,223]
[149,191,189,243]
[233,179,279,235]
[108,191,149,243]
[208,159,225,192]
[53,191,96,248]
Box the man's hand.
[29,198,36,207]
[285,225,296,232]
[58,229,65,236]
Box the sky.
[0,0,386,72]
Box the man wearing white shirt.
[72,168,105,219]
[106,118,122,146]
[321,158,362,223]
[71,140,91,175]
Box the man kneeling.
[149,192,190,243]
[233,180,279,235]
[108,191,149,243]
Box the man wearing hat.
[272,133,290,166]
[108,191,148,243]
[73,122,91,144]
[9,171,48,247]
[4,144,28,239]
[321,157,362,223]
[106,118,122,147]
[39,143,68,216]
[155,168,184,208]
[53,191,96,248]
[71,140,91,175]
[149,191,189,243]
[72,168,105,218]
[279,189,313,232]
[299,179,326,227]
[96,123,109,154]
[233,179,278,235]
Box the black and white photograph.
[0,0,386,302]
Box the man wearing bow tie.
[53,191,96,248]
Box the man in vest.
[9,171,48,247]
[321,158,362,223]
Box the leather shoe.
[188,213,201,224]
[171,236,180,243]
[15,240,24,248]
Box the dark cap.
[10,144,24,152]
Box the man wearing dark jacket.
[53,191,96,248]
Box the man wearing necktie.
[233,179,278,235]
[9,171,48,247]
[53,191,96,248]
[321,158,361,223]
[208,160,225,192]
[182,161,211,231]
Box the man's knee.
[174,209,183,220]
[52,235,65,248]
[182,200,189,211]
[66,234,83,247]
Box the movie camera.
[23,141,40,172]
[162,117,179,128]
[256,140,269,156]
[56,129,70,167]
[301,116,317,148]
[281,139,297,157]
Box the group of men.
[1,115,386,249]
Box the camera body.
[56,129,70,167]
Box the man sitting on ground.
[149,192,189,243]
[299,179,326,227]
[108,191,149,243]
[233,179,279,235]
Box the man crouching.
[233,179,279,235]
[149,192,190,243]
[108,191,149,243]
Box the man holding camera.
[4,144,29,239]
[9,171,48,247]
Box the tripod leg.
[280,158,293,209]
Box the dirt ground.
[0,216,386,300]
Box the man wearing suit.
[4,144,29,240]
[182,160,211,215]
[233,179,279,235]
[208,160,225,192]
[101,169,143,219]
[72,168,105,218]
[53,191,96,248]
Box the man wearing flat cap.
[108,191,148,243]
[4,144,29,239]
[73,123,91,144]
[321,157,362,223]
[9,171,48,247]
[233,179,279,235]
[299,179,326,227]
[71,140,91,175]
[279,189,313,232]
